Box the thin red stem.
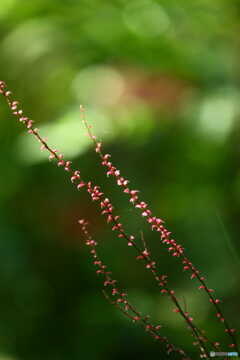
[79,105,238,352]
[0,81,225,357]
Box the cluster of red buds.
[1,80,238,358]
[78,104,239,352]
[78,219,189,360]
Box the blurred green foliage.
[0,0,240,359]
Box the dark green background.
[0,0,240,359]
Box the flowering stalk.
[0,80,220,358]
[80,105,239,352]
[78,219,190,359]
[0,80,230,357]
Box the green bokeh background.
[0,0,240,359]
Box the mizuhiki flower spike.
[0,80,232,358]
[80,104,239,352]
[78,219,191,360]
